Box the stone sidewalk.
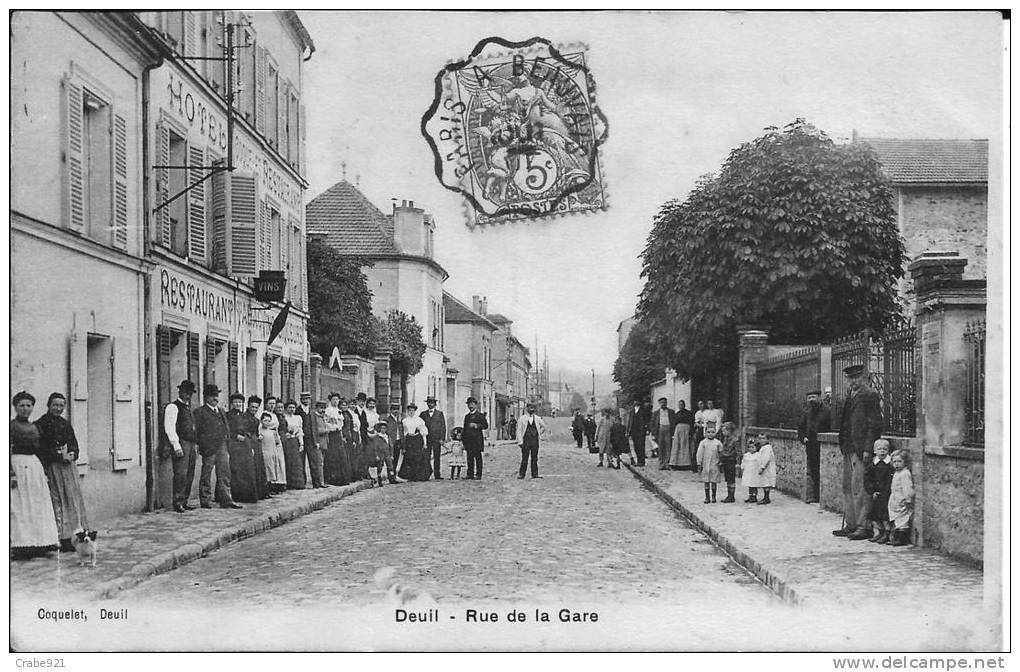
[626,462,986,611]
[10,480,372,602]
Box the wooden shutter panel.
[156,121,172,247]
[204,336,218,384]
[187,145,207,263]
[227,172,258,276]
[69,328,89,469]
[112,113,129,250]
[63,77,85,232]
[277,78,287,152]
[263,354,274,397]
[111,336,135,470]
[210,153,227,273]
[280,358,290,402]
[298,102,306,176]
[255,46,266,135]
[156,326,173,414]
[187,332,201,385]
[228,341,239,395]
[260,199,272,271]
[183,11,197,57]
[206,11,226,94]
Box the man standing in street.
[583,413,597,451]
[421,396,447,480]
[571,409,585,449]
[626,399,650,466]
[299,391,326,489]
[834,364,883,539]
[193,384,242,509]
[162,380,198,513]
[462,397,488,480]
[516,403,547,479]
[797,389,831,504]
[651,397,677,470]
[385,401,403,469]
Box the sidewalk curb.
[89,480,374,600]
[624,463,804,606]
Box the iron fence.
[755,346,822,429]
[829,324,917,437]
[963,320,986,446]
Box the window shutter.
[111,336,135,470]
[226,172,258,276]
[298,102,306,176]
[204,336,218,384]
[210,153,227,273]
[156,121,172,247]
[263,354,274,397]
[183,11,197,57]
[228,341,239,395]
[277,78,288,153]
[255,46,267,135]
[300,229,308,310]
[187,331,201,385]
[280,358,290,402]
[69,328,89,469]
[63,76,85,232]
[260,199,272,271]
[187,145,207,263]
[156,326,173,413]
[205,11,226,94]
[112,113,129,250]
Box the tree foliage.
[377,310,427,376]
[612,320,665,404]
[306,238,377,360]
[637,119,906,379]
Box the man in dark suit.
[420,396,447,480]
[626,400,651,466]
[571,409,585,448]
[462,396,488,480]
[797,389,831,504]
[583,414,597,450]
[385,402,403,471]
[193,384,242,509]
[650,397,678,470]
[162,379,198,513]
[298,391,326,488]
[834,365,883,540]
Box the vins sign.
[254,271,287,302]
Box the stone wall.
[921,450,984,565]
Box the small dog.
[71,528,99,568]
[373,567,436,607]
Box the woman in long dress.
[281,401,306,489]
[670,401,695,470]
[10,391,59,558]
[398,403,432,481]
[323,395,349,485]
[35,392,89,551]
[257,412,287,492]
[339,400,361,483]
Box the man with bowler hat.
[834,364,882,539]
[193,384,242,509]
[162,380,198,513]
[420,396,447,480]
[798,389,831,504]
[462,397,488,479]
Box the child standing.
[447,427,466,479]
[740,437,761,503]
[365,422,389,487]
[258,412,287,493]
[608,414,630,469]
[754,432,776,505]
[865,439,895,543]
[696,425,724,502]
[886,449,914,546]
[718,422,740,503]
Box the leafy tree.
[376,310,426,375]
[638,119,905,379]
[306,238,377,360]
[612,320,665,404]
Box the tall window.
[269,205,283,270]
[82,91,112,242]
[266,62,279,148]
[167,130,187,256]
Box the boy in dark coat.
[864,438,895,544]
[608,415,630,469]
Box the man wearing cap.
[651,397,678,471]
[193,384,242,509]
[516,403,547,479]
[462,397,488,480]
[834,364,882,539]
[420,396,447,480]
[162,380,198,513]
[798,389,831,504]
[298,391,326,488]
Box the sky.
[299,11,1002,379]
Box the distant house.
[857,136,988,299]
[488,312,532,435]
[443,292,497,429]
[305,181,449,407]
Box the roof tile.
[860,138,988,184]
[305,180,398,255]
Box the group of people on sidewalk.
[10,391,91,559]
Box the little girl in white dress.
[740,437,763,503]
[446,427,466,479]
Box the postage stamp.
[422,37,609,226]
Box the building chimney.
[393,201,426,256]
[409,200,414,208]
[480,297,488,315]
[908,250,968,294]
[472,295,482,313]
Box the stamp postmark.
[422,37,609,226]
